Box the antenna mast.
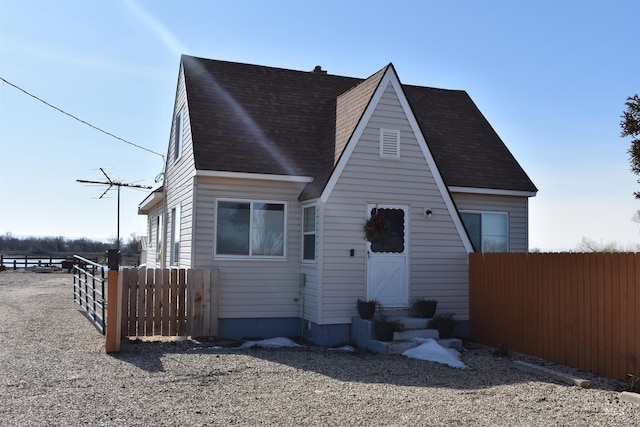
[77,168,152,251]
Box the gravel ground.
[0,270,638,426]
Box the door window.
[370,208,405,253]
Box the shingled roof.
[181,55,537,198]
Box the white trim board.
[449,186,537,197]
[196,170,313,183]
[320,64,473,253]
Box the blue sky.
[0,0,638,250]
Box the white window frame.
[380,128,400,159]
[302,204,317,263]
[171,204,181,266]
[156,215,163,261]
[460,210,509,253]
[174,108,184,161]
[215,198,287,260]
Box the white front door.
[366,205,409,308]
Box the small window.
[156,215,163,258]
[175,108,184,160]
[171,205,181,266]
[380,129,400,159]
[216,200,286,258]
[302,206,316,261]
[460,212,508,252]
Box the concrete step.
[369,339,419,355]
[394,328,439,341]
[375,309,410,320]
[437,337,463,351]
[387,315,431,330]
[350,315,463,355]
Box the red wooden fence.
[470,252,639,382]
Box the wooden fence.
[119,268,219,339]
[469,252,639,381]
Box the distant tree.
[0,235,108,255]
[621,94,640,198]
[577,236,639,252]
[577,237,612,252]
[123,233,141,257]
[131,233,141,251]
[109,236,124,250]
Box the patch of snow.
[402,338,468,369]
[188,346,222,351]
[329,345,355,352]
[237,337,303,349]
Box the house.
[138,56,537,346]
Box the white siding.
[192,176,307,319]
[321,83,470,324]
[300,265,320,324]
[451,192,530,252]
[163,64,197,268]
[143,203,164,268]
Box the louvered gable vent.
[380,129,400,159]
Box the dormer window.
[380,129,400,159]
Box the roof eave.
[138,189,164,214]
[448,186,537,197]
[196,169,313,183]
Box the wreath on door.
[364,212,390,242]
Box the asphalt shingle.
[181,55,537,196]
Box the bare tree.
[577,236,639,252]
[125,233,141,256]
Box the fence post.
[105,249,122,353]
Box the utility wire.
[0,76,166,162]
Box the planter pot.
[412,300,437,318]
[374,322,395,341]
[437,321,455,339]
[357,299,376,320]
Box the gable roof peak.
[179,56,537,195]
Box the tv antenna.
[77,168,152,251]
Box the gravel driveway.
[0,271,637,426]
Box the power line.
[0,76,166,161]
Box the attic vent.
[380,129,400,159]
[312,65,327,74]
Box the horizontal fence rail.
[72,255,107,334]
[470,252,639,382]
[0,255,88,272]
[120,268,218,339]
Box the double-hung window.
[216,200,286,258]
[156,215,163,261]
[171,205,181,266]
[302,205,316,261]
[460,211,508,252]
